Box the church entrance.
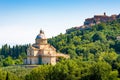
[38,56,42,64]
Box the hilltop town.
[67,13,120,31]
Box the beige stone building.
[24,30,69,65]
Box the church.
[24,30,69,65]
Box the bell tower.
[104,12,106,16]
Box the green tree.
[0,69,7,80]
[90,62,112,80]
[92,32,106,42]
[109,70,118,80]
[3,56,14,66]
[26,65,52,80]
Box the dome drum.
[36,38,47,44]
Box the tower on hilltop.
[104,12,106,16]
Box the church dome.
[36,30,46,39]
[36,35,42,39]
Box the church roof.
[36,30,46,39]
[36,35,42,39]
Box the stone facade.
[117,36,120,40]
[84,13,118,26]
[24,30,69,65]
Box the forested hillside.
[48,19,120,59]
[0,44,28,66]
[1,19,120,80]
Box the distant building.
[84,12,118,26]
[117,36,120,40]
[66,13,120,32]
[24,30,69,65]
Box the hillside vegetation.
[0,19,120,80]
[48,19,120,59]
[0,44,28,66]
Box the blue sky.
[0,0,120,46]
